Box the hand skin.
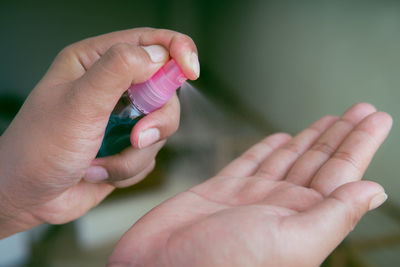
[0,28,199,238]
[108,103,392,267]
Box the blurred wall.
[207,0,400,203]
[0,0,171,97]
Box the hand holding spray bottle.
[98,59,187,157]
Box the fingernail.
[85,166,109,182]
[369,192,388,210]
[191,52,200,78]
[138,128,160,149]
[142,45,168,63]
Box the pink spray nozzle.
[128,59,187,114]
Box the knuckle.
[168,118,180,134]
[154,103,181,134]
[176,32,194,43]
[333,151,361,172]
[339,117,357,128]
[156,29,195,47]
[56,44,76,60]
[155,28,184,38]
[270,132,292,141]
[257,168,275,178]
[113,158,137,180]
[331,196,361,233]
[319,115,339,125]
[112,160,156,188]
[55,42,94,71]
[353,129,379,147]
[107,43,139,71]
[343,204,362,231]
[139,26,155,32]
[305,126,322,137]
[169,105,181,128]
[160,103,179,121]
[342,207,356,231]
[282,142,302,157]
[311,141,336,155]
[120,158,136,175]
[261,133,291,148]
[287,171,306,184]
[324,115,339,121]
[350,208,363,230]
[241,152,259,165]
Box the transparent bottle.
[98,59,187,157]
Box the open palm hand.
[108,103,392,267]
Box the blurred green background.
[1,0,400,266]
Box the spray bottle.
[98,59,187,157]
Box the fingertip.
[356,111,393,138]
[352,102,377,112]
[137,128,161,149]
[369,192,388,211]
[376,111,393,129]
[130,120,158,150]
[330,180,386,213]
[184,51,200,79]
[130,123,167,150]
[172,50,200,80]
[342,102,377,120]
[168,35,199,80]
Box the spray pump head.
[128,59,187,114]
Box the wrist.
[0,134,43,238]
[0,189,39,239]
[0,160,41,238]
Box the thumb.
[66,44,169,119]
[287,181,387,266]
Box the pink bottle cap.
[128,59,187,114]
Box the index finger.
[48,27,199,82]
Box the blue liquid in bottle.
[97,93,144,157]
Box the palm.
[109,103,392,267]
